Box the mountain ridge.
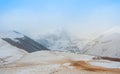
[0,31,49,52]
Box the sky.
[0,0,120,38]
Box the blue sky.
[0,0,120,38]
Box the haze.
[0,0,120,38]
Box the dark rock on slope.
[1,31,49,52]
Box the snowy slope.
[0,38,27,66]
[18,51,120,68]
[0,31,49,52]
[83,27,120,58]
[0,51,120,74]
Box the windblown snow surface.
[0,51,120,74]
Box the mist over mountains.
[37,30,90,53]
[0,27,120,58]
[36,27,120,58]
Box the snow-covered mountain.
[0,31,49,52]
[37,31,89,53]
[83,27,120,58]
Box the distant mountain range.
[0,27,120,58]
[36,27,120,58]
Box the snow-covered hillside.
[0,38,27,66]
[0,51,120,74]
[83,27,120,58]
[0,31,49,52]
